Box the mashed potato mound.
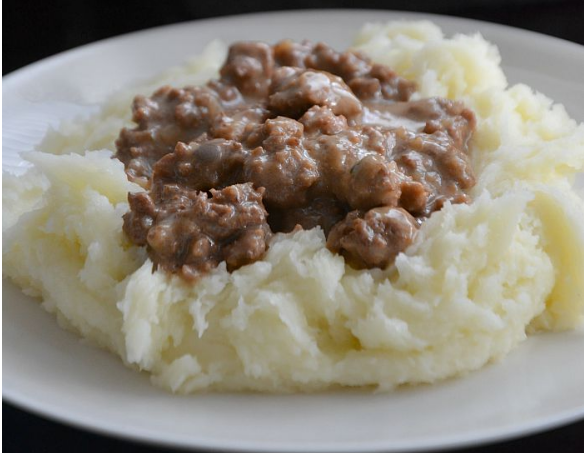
[3,22,584,392]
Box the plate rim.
[4,381,584,453]
[3,8,584,452]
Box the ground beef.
[116,86,224,187]
[116,39,476,279]
[123,183,271,280]
[327,207,419,269]
[268,67,363,120]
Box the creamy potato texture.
[3,21,584,392]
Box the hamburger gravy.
[117,41,476,278]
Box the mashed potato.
[3,21,584,392]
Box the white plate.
[3,10,584,453]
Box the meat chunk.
[210,106,271,142]
[315,127,403,210]
[243,117,319,208]
[311,46,372,81]
[421,98,476,149]
[363,63,416,102]
[327,207,418,269]
[115,86,223,186]
[220,42,275,98]
[268,67,362,121]
[345,155,404,210]
[124,183,271,280]
[273,40,416,102]
[299,106,348,135]
[273,39,314,67]
[151,139,247,194]
[392,126,475,216]
[123,191,157,246]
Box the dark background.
[4,0,584,74]
[3,0,584,452]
